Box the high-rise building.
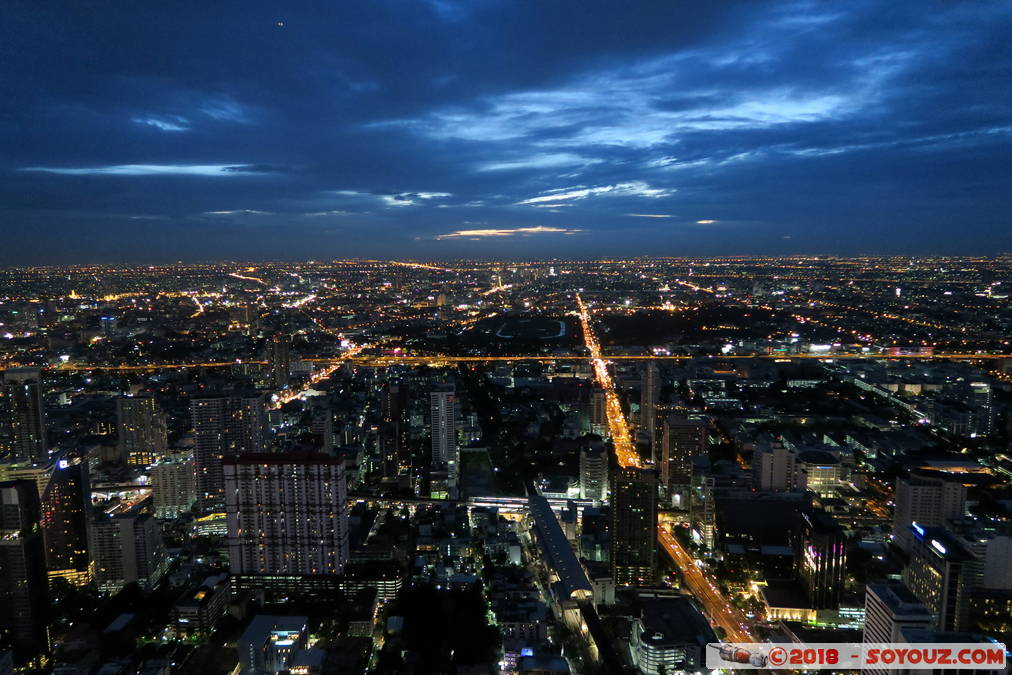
[380,383,406,477]
[0,479,48,662]
[116,395,167,466]
[429,384,458,495]
[640,361,658,458]
[950,524,1012,591]
[944,521,1012,642]
[579,445,608,502]
[2,368,47,463]
[89,502,168,594]
[969,381,994,437]
[904,525,974,631]
[224,453,349,581]
[863,582,933,675]
[660,416,706,509]
[610,467,657,586]
[150,453,196,518]
[429,384,456,465]
[40,456,92,586]
[692,473,716,552]
[309,409,334,455]
[751,443,794,492]
[796,508,847,609]
[590,388,608,437]
[267,333,291,389]
[892,471,966,552]
[191,394,267,512]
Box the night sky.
[3,1,1011,264]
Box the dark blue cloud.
[1,0,1010,263]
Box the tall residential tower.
[611,467,657,586]
[2,368,47,463]
[116,395,168,466]
[191,394,267,512]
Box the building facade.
[660,416,705,509]
[90,504,169,593]
[151,453,197,518]
[579,445,608,502]
[640,361,658,458]
[0,479,48,662]
[797,508,847,610]
[40,456,93,586]
[267,333,291,389]
[224,453,349,582]
[903,525,974,631]
[2,368,47,463]
[610,467,657,586]
[191,394,267,512]
[892,471,966,552]
[429,384,458,497]
[116,395,168,466]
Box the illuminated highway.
[273,342,366,406]
[227,270,267,285]
[576,294,642,469]
[337,353,1012,365]
[672,279,716,294]
[29,351,1012,372]
[577,291,755,642]
[658,526,755,643]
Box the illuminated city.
[3,1,1012,674]
[1,257,1011,673]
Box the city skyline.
[3,1,1012,264]
[1,255,1010,670]
[3,2,1012,667]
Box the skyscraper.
[968,381,994,436]
[380,382,406,477]
[863,582,933,675]
[611,467,657,586]
[692,473,716,552]
[150,453,197,518]
[0,479,48,662]
[904,525,975,631]
[660,416,706,509]
[2,368,47,463]
[267,333,291,389]
[90,502,169,593]
[892,470,966,552]
[224,453,349,584]
[640,361,658,458]
[796,508,847,610]
[116,395,168,466]
[40,455,93,586]
[579,445,608,502]
[191,394,268,513]
[590,388,607,437]
[429,384,456,466]
[430,384,458,495]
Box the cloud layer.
[1,0,1010,262]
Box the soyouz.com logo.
[706,642,1007,670]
